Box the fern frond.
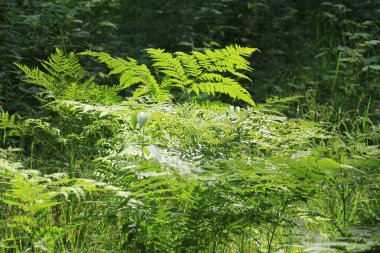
[81,51,163,100]
[80,45,257,105]
[15,49,129,104]
[147,49,191,88]
[192,79,255,106]
[189,74,255,105]
[40,48,85,83]
[228,44,257,57]
[14,63,57,92]
[67,51,87,80]
[193,44,257,81]
[15,48,88,100]
[0,110,19,129]
[146,46,256,105]
[198,73,225,82]
[175,52,203,79]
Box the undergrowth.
[0,47,379,252]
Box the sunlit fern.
[82,45,257,105]
[15,48,121,104]
[79,51,170,102]
[0,157,134,252]
[0,110,22,144]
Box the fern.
[147,48,192,89]
[14,63,57,93]
[80,51,170,102]
[15,48,85,96]
[0,110,22,144]
[15,48,121,104]
[175,52,203,79]
[0,158,134,252]
[41,48,86,83]
[191,76,254,105]
[147,45,257,105]
[82,45,257,105]
[16,46,257,105]
[193,44,256,81]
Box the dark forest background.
[1,0,379,118]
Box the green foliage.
[148,45,257,105]
[0,0,122,113]
[1,1,379,251]
[0,156,133,252]
[15,48,122,105]
[0,110,21,144]
[15,45,256,106]
[2,0,379,119]
[79,50,167,101]
[0,89,378,252]
[81,45,257,105]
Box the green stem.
[332,51,342,101]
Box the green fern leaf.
[80,51,163,100]
[176,52,203,79]
[147,48,189,89]
[194,44,257,81]
[80,45,257,105]
[14,63,56,92]
[15,49,122,104]
[41,48,86,82]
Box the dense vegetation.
[0,0,379,252]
